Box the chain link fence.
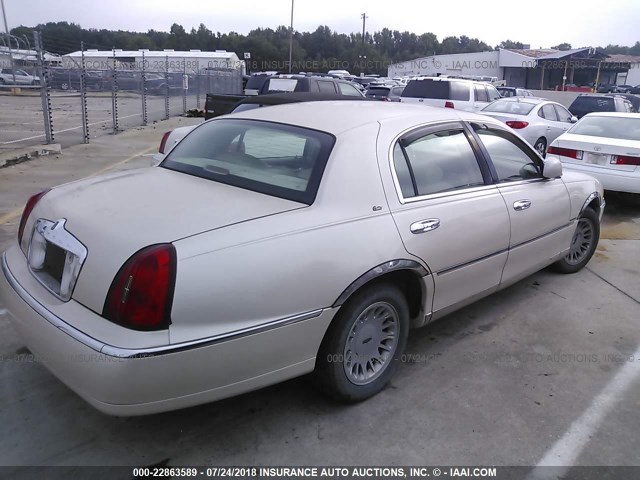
[0,34,242,152]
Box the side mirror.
[570,116,578,123]
[543,156,563,179]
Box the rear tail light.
[506,121,529,129]
[444,101,455,109]
[103,244,176,331]
[158,131,172,154]
[610,155,640,166]
[18,189,50,246]
[547,146,584,160]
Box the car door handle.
[513,200,531,211]
[410,219,440,234]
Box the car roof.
[491,97,551,105]
[235,92,371,106]
[225,101,492,135]
[582,112,640,119]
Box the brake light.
[610,155,640,165]
[103,244,176,331]
[506,121,529,129]
[18,189,50,245]
[158,131,172,154]
[547,146,584,160]
[445,101,455,108]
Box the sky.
[4,0,640,49]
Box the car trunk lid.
[29,167,305,314]
[553,134,640,172]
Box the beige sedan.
[0,102,604,415]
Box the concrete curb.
[0,144,62,169]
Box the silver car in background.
[481,98,578,156]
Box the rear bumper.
[0,251,334,416]
[560,162,640,194]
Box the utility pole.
[1,0,17,86]
[361,12,367,48]
[288,0,294,73]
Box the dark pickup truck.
[204,74,364,119]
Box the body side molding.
[332,259,429,307]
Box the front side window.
[162,119,335,204]
[486,85,501,101]
[474,85,489,102]
[554,104,574,122]
[473,125,542,182]
[338,82,362,96]
[395,129,485,198]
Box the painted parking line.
[527,344,640,479]
[0,145,155,225]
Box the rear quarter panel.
[169,123,411,343]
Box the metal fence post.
[164,55,170,120]
[33,31,53,144]
[111,49,119,133]
[182,59,187,114]
[141,51,147,126]
[196,61,200,109]
[79,41,89,143]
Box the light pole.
[288,0,294,73]
[1,0,17,86]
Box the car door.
[473,84,489,112]
[538,103,565,142]
[552,104,575,137]
[386,122,511,314]
[469,122,572,284]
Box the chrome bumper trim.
[2,252,323,359]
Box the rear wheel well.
[341,269,424,321]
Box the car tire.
[551,207,599,274]
[314,282,410,402]
[61,82,69,90]
[534,137,547,158]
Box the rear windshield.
[482,101,536,115]
[366,87,391,97]
[568,116,640,141]
[401,79,470,101]
[263,78,299,93]
[162,119,335,204]
[245,75,269,90]
[570,96,614,112]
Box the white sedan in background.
[547,112,640,194]
[481,98,578,156]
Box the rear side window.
[541,104,558,121]
[402,80,469,101]
[318,81,337,93]
[264,78,299,92]
[162,119,335,204]
[395,129,485,197]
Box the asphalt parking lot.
[0,118,639,472]
[0,90,199,152]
